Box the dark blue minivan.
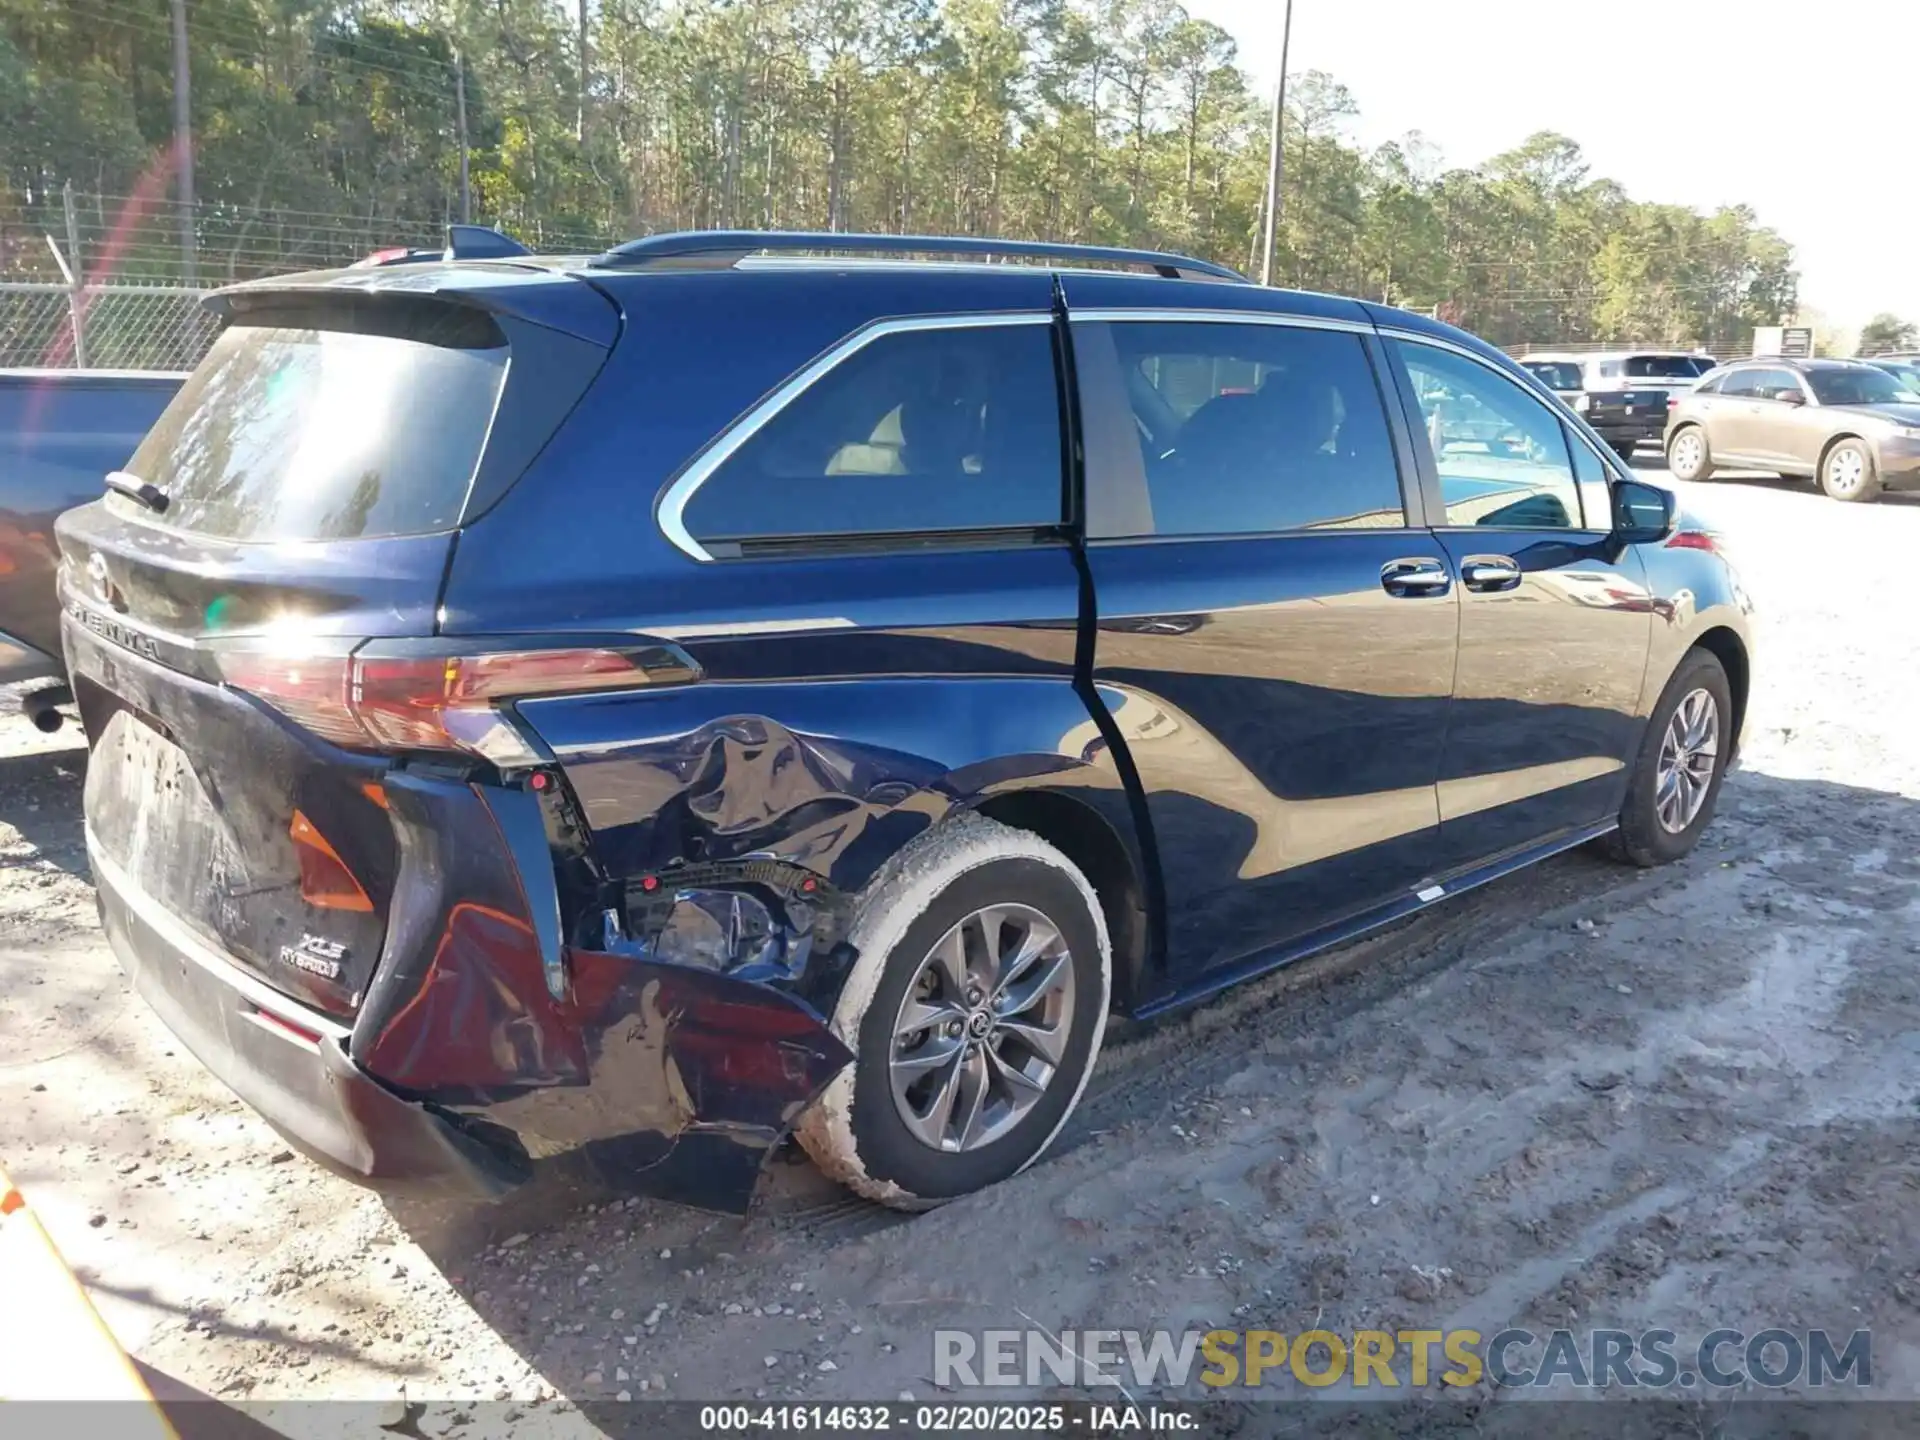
[56,233,1753,1211]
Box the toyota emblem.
[86,552,122,610]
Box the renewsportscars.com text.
[933,1327,1873,1391]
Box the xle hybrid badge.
[280,933,348,981]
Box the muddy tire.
[1605,648,1733,868]
[1820,438,1881,503]
[1666,425,1713,482]
[797,814,1110,1208]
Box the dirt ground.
[7,464,1920,1429]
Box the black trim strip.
[727,524,1072,561]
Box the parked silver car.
[1664,357,1920,502]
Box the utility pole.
[169,0,197,283]
[576,0,591,144]
[454,48,472,224]
[51,184,88,368]
[1258,0,1294,288]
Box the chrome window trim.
[1374,326,1505,364]
[1072,307,1372,335]
[656,311,1055,563]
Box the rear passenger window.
[1394,341,1582,530]
[1722,368,1795,400]
[1105,321,1405,536]
[682,322,1064,544]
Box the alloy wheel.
[888,903,1075,1153]
[1655,687,1719,834]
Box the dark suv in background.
[1519,351,1715,459]
[60,232,1753,1212]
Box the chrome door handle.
[1461,557,1522,592]
[1381,558,1452,597]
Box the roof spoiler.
[445,225,533,261]
[589,230,1247,283]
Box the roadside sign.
[1752,325,1814,358]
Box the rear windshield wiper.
[105,470,170,514]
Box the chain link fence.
[0,282,216,372]
[1507,337,1756,361]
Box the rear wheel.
[797,814,1110,1208]
[1605,648,1732,868]
[1820,438,1881,502]
[1666,425,1713,481]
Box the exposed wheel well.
[974,790,1151,1014]
[1691,626,1750,759]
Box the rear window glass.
[683,322,1064,544]
[1724,368,1797,399]
[1625,356,1702,379]
[119,309,507,541]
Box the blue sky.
[1184,0,1920,339]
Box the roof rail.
[588,230,1247,283]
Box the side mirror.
[1775,388,1805,406]
[1612,478,1677,544]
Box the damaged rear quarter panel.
[513,675,1130,905]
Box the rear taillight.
[217,650,363,748]
[1666,396,1679,412]
[351,650,644,751]
[218,646,679,760]
[1665,530,1720,554]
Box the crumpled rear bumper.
[94,822,853,1212]
[93,836,531,1198]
